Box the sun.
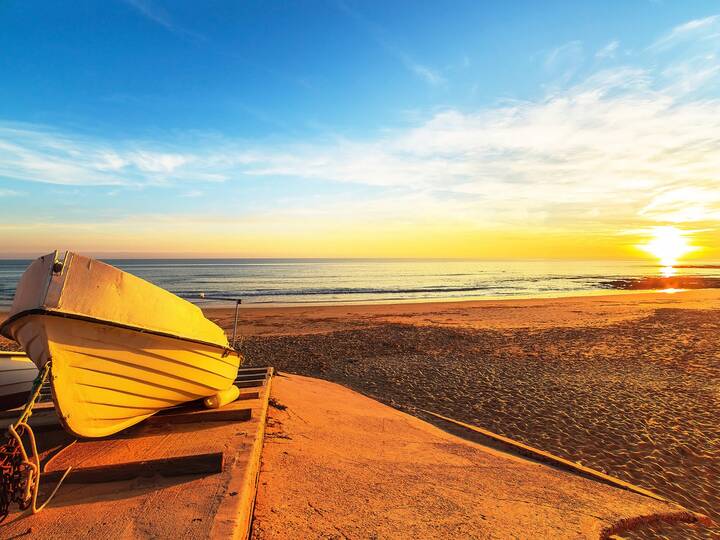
[640,226,696,267]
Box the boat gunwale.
[0,308,239,358]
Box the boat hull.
[7,313,240,438]
[0,352,37,410]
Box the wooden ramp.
[0,366,274,540]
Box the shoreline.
[2,281,720,314]
[203,288,720,337]
[198,286,707,308]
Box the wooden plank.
[238,367,271,373]
[211,368,274,539]
[237,391,260,400]
[236,373,267,380]
[0,401,55,419]
[43,452,223,484]
[0,412,62,433]
[235,379,266,389]
[151,406,252,424]
[235,374,267,381]
[1,403,254,433]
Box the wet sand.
[1,290,718,537]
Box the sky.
[0,1,719,260]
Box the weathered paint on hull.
[9,314,240,438]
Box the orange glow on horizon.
[1,220,717,262]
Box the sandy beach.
[209,289,719,539]
[2,290,718,537]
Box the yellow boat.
[0,252,241,438]
[0,351,38,411]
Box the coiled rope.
[0,362,73,522]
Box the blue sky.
[1,1,719,258]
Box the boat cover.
[3,252,229,347]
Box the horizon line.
[0,254,715,265]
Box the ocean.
[1,258,719,309]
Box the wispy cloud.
[542,40,584,87]
[334,0,445,86]
[122,0,204,41]
[638,187,720,223]
[180,189,204,198]
[123,0,174,30]
[1,15,720,238]
[545,40,584,69]
[649,15,719,51]
[0,124,220,186]
[596,40,619,59]
[648,15,720,96]
[406,59,445,86]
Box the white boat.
[0,252,241,438]
[0,351,37,411]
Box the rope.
[0,362,73,522]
